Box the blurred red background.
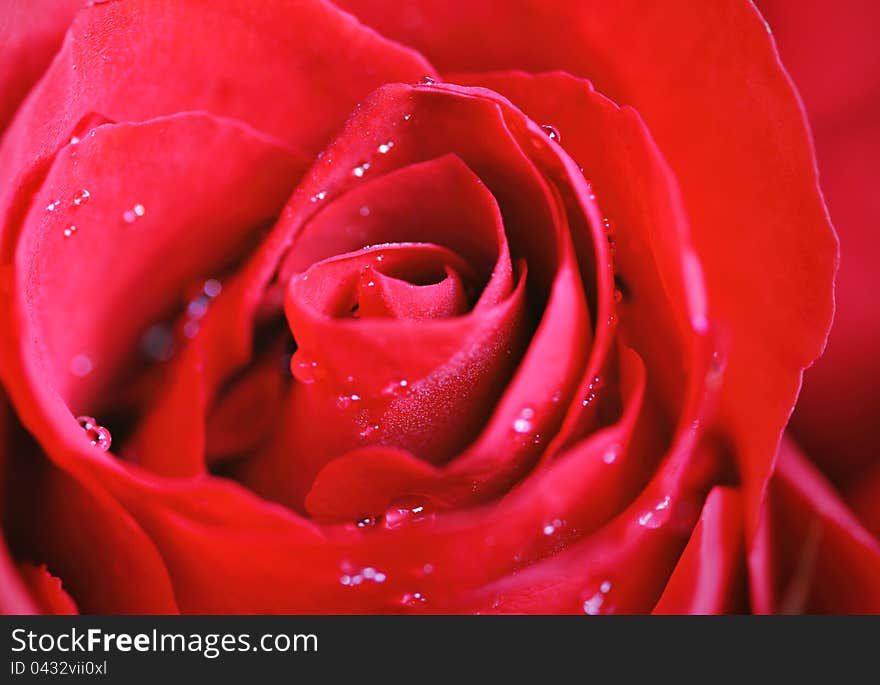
[760,0,879,533]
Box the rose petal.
[336,0,838,542]
[15,563,78,615]
[653,486,747,614]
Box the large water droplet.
[76,416,112,451]
[384,496,430,529]
[541,124,561,142]
[377,141,394,154]
[63,225,78,239]
[352,162,370,178]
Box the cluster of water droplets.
[581,375,602,408]
[75,415,112,452]
[582,580,613,615]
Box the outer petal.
[760,0,880,489]
[335,0,838,535]
[0,0,82,135]
[653,487,747,614]
[749,437,880,614]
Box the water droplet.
[583,593,604,615]
[133,203,145,217]
[421,563,434,575]
[639,496,671,528]
[384,496,430,529]
[69,135,80,145]
[46,200,61,212]
[123,210,136,223]
[541,124,561,142]
[401,592,427,607]
[381,379,409,397]
[69,354,93,377]
[600,580,612,593]
[76,416,112,451]
[73,189,90,206]
[419,75,436,85]
[336,393,362,410]
[309,190,327,203]
[291,353,321,384]
[403,113,413,122]
[602,445,618,464]
[377,141,394,154]
[550,390,562,403]
[359,423,380,439]
[203,279,222,298]
[352,162,370,178]
[63,225,78,238]
[355,514,376,528]
[706,351,724,388]
[543,518,563,536]
[359,205,371,217]
[513,406,535,434]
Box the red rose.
[0,0,873,614]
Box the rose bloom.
[0,0,876,615]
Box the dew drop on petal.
[352,162,370,178]
[63,225,78,238]
[583,593,604,615]
[639,496,672,528]
[419,75,436,85]
[359,205,371,217]
[359,423,380,439]
[355,514,377,528]
[309,190,327,203]
[401,592,427,607]
[384,496,430,529]
[76,415,112,451]
[69,354,92,377]
[377,141,394,154]
[513,406,535,434]
[541,124,561,142]
[73,189,90,206]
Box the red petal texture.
[334,0,838,535]
[653,487,747,614]
[759,0,880,499]
[0,0,82,135]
